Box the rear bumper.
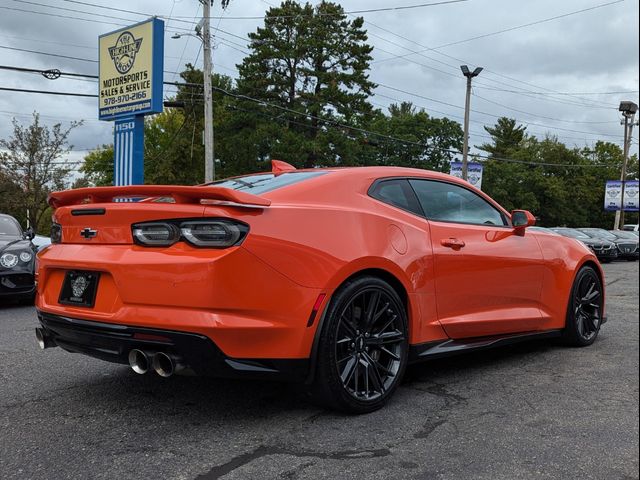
[36,244,328,359]
[37,310,309,381]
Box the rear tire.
[311,276,409,414]
[562,266,603,347]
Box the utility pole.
[201,0,215,183]
[615,101,638,230]
[460,65,482,181]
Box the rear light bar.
[132,219,249,248]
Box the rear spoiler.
[48,185,271,209]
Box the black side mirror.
[24,227,35,240]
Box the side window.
[369,179,423,216]
[409,179,507,226]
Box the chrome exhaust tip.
[152,352,184,378]
[35,327,56,349]
[128,349,150,375]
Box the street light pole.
[615,101,638,230]
[460,65,482,181]
[201,0,215,183]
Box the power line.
[0,45,97,63]
[472,93,618,125]
[0,86,97,97]
[1,84,621,169]
[364,4,621,110]
[0,63,624,143]
[375,83,622,138]
[2,0,622,116]
[161,0,470,20]
[377,0,624,61]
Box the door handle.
[441,238,466,249]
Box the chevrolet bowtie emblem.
[80,228,97,240]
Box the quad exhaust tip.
[152,352,183,378]
[35,328,56,349]
[128,349,150,375]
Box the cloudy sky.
[0,0,638,171]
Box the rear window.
[210,171,327,194]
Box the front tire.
[562,266,603,347]
[311,276,409,413]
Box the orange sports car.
[35,162,606,413]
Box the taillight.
[132,222,180,246]
[51,223,62,244]
[132,219,248,248]
[180,221,246,247]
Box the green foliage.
[81,145,114,186]
[479,118,638,228]
[0,113,81,233]
[368,102,463,171]
[236,0,375,168]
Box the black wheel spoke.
[576,314,585,336]
[583,313,597,331]
[380,346,400,361]
[339,316,357,339]
[340,355,357,384]
[367,330,404,346]
[363,352,385,394]
[364,291,381,331]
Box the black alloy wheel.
[312,276,408,413]
[563,266,603,346]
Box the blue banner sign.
[450,161,484,190]
[604,180,639,212]
[624,180,639,212]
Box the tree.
[479,117,527,158]
[81,145,114,186]
[368,102,463,171]
[0,113,81,232]
[237,0,375,168]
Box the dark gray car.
[578,228,639,261]
[550,228,618,263]
[0,214,37,301]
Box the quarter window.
[369,179,423,216]
[409,180,507,226]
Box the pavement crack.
[413,418,447,439]
[195,446,391,479]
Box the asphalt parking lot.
[0,262,638,480]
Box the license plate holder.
[58,270,100,308]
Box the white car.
[623,224,639,232]
[31,235,52,252]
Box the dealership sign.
[450,161,483,190]
[98,18,164,187]
[604,180,639,212]
[623,180,639,212]
[99,18,164,120]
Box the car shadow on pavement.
[54,338,563,422]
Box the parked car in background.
[32,235,52,252]
[578,228,639,261]
[551,228,618,263]
[623,224,639,232]
[0,214,37,302]
[607,230,640,261]
[528,226,560,235]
